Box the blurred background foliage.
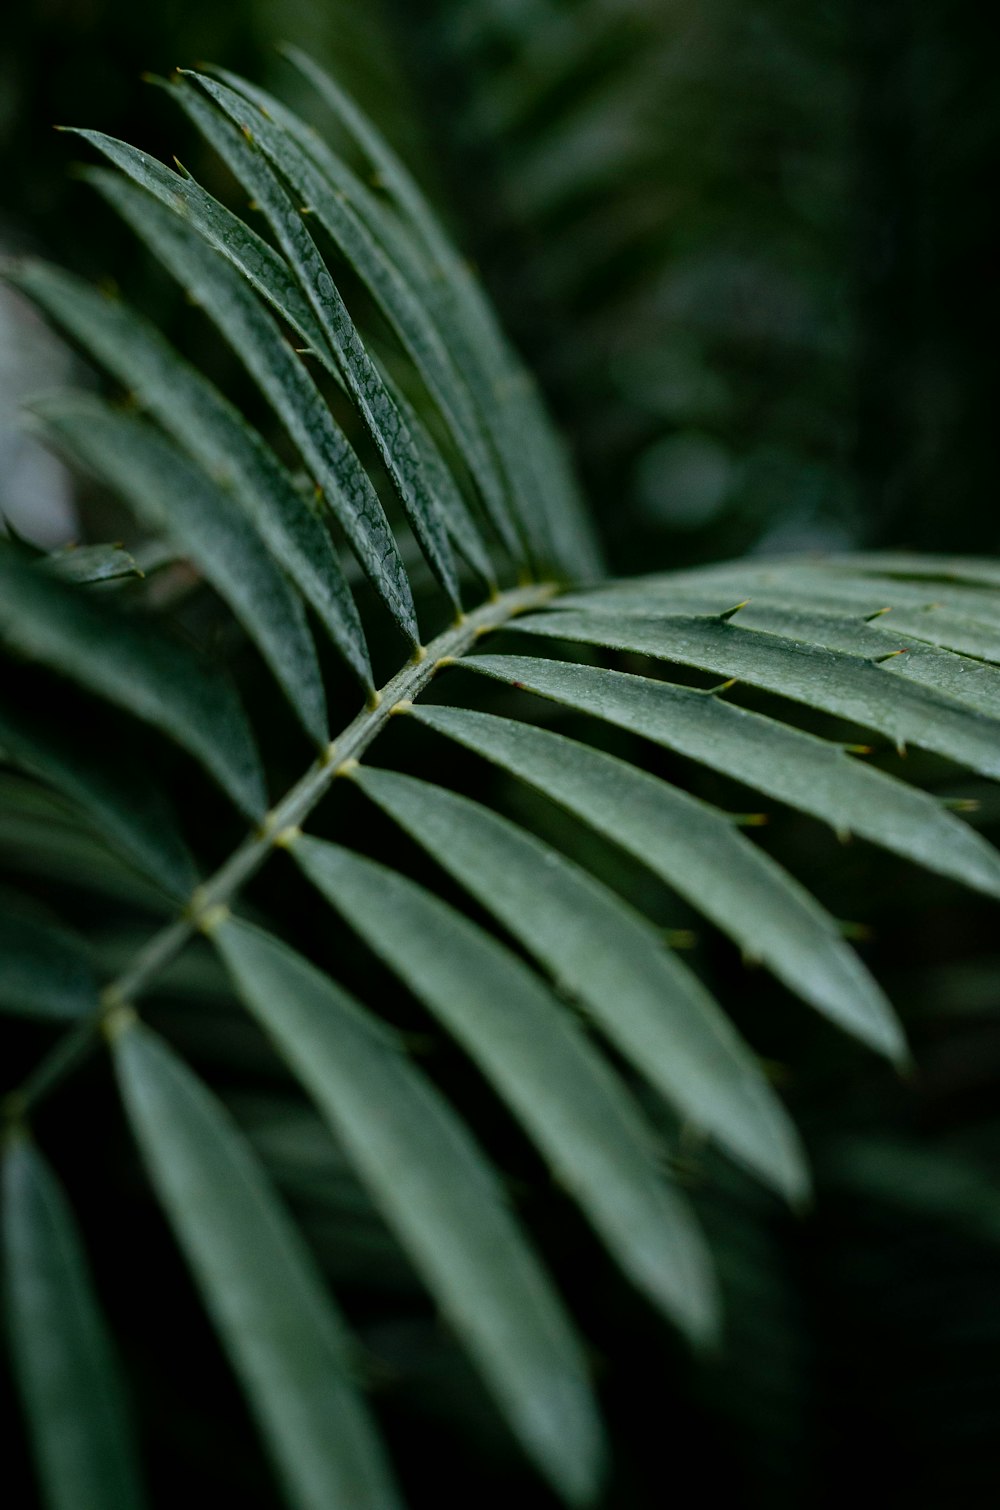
[3,1,1000,1505]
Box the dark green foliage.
[1,34,998,1510]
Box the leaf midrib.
[3,582,557,1124]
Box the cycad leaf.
[383,372,498,588]
[196,69,518,569]
[171,75,461,610]
[212,917,605,1506]
[0,701,196,897]
[615,563,1000,659]
[0,550,264,817]
[272,48,546,567]
[111,1018,401,1510]
[293,835,729,1324]
[206,66,525,565]
[67,130,332,358]
[352,763,815,1187]
[32,395,329,742]
[0,912,97,1019]
[82,170,419,645]
[281,45,604,580]
[692,559,1000,626]
[11,260,369,693]
[410,705,903,1056]
[461,654,1000,899]
[560,579,1000,717]
[2,1136,147,1510]
[514,607,1000,780]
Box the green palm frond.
[2,59,999,1509]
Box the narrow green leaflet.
[208,65,424,278]
[170,75,460,610]
[778,559,1000,620]
[383,373,498,588]
[0,551,264,817]
[44,544,142,585]
[513,607,1000,779]
[2,1136,147,1510]
[195,71,519,565]
[67,130,333,360]
[111,1019,401,1510]
[877,608,1000,662]
[280,45,605,580]
[33,395,328,742]
[84,171,419,645]
[213,918,605,1506]
[0,701,196,897]
[632,561,1000,638]
[409,705,906,1054]
[352,764,817,1188]
[11,260,369,689]
[293,836,725,1326]
[0,912,97,1019]
[555,585,1000,716]
[460,654,1000,899]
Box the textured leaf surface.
[68,130,332,358]
[595,564,1000,661]
[213,918,604,1505]
[556,584,1000,719]
[205,63,526,560]
[112,1019,400,1510]
[281,45,604,579]
[460,654,1000,899]
[33,395,329,741]
[0,550,264,816]
[197,70,516,566]
[515,607,1000,779]
[294,836,723,1329]
[12,260,368,693]
[353,764,812,1189]
[410,705,903,1059]
[172,75,460,610]
[383,373,497,587]
[3,1137,147,1510]
[82,172,419,644]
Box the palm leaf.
[408,703,903,1057]
[12,260,369,693]
[349,764,810,1190]
[292,836,724,1335]
[459,653,1000,896]
[84,168,419,643]
[169,73,461,611]
[213,917,605,1504]
[111,1015,401,1510]
[3,56,999,1510]
[30,394,331,739]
